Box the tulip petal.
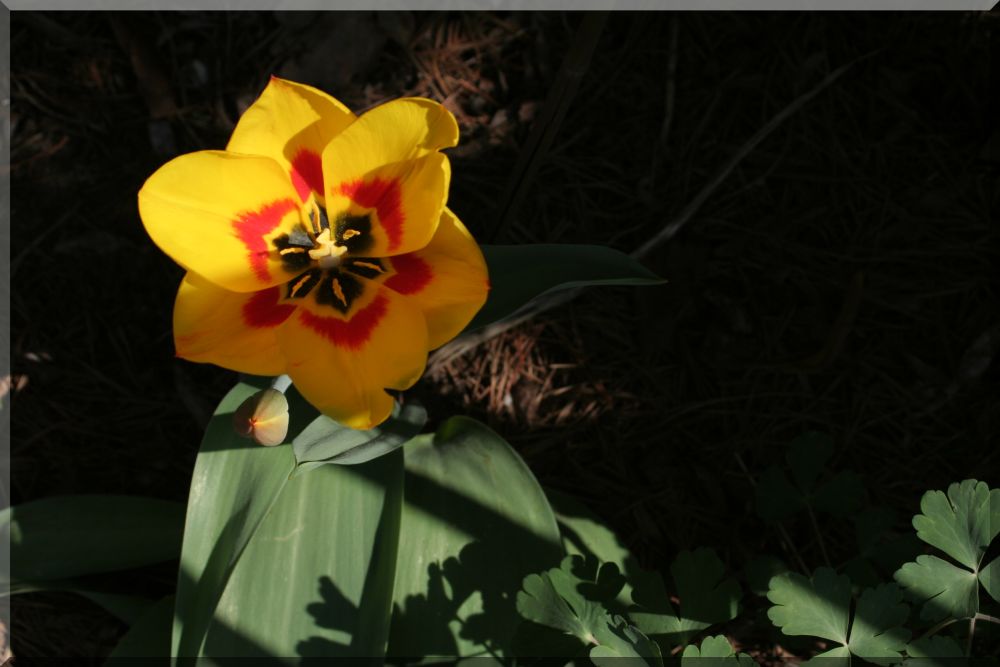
[377,208,489,349]
[139,151,306,292]
[227,77,355,203]
[174,273,294,376]
[277,280,429,430]
[322,98,458,256]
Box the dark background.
[9,10,996,661]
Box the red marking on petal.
[232,199,297,282]
[242,287,296,328]
[338,178,404,251]
[299,295,388,350]
[384,253,432,295]
[290,149,323,202]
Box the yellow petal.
[227,76,355,203]
[322,98,458,256]
[379,208,490,349]
[139,151,305,292]
[277,280,429,430]
[174,272,293,376]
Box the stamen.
[352,260,384,273]
[331,278,347,306]
[279,247,306,255]
[289,274,313,298]
[342,229,361,240]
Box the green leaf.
[979,556,1000,604]
[806,645,851,667]
[787,431,834,491]
[590,615,663,665]
[894,555,979,622]
[174,380,404,661]
[911,480,998,571]
[1,495,184,585]
[292,401,426,473]
[845,507,922,587]
[905,636,966,667]
[388,416,563,658]
[5,578,157,625]
[755,465,804,521]
[681,635,755,666]
[172,381,294,662]
[105,596,174,661]
[203,451,403,660]
[517,559,609,644]
[847,583,911,665]
[767,568,851,644]
[467,244,664,331]
[630,547,741,646]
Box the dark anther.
[315,271,363,314]
[285,269,322,299]
[273,227,314,271]
[335,213,373,254]
[343,257,385,280]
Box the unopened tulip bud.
[233,388,289,447]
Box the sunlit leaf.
[388,416,563,658]
[847,583,910,665]
[292,401,426,473]
[517,557,609,644]
[1,495,184,585]
[174,380,404,661]
[767,568,851,644]
[681,635,755,666]
[910,479,998,571]
[630,547,741,647]
[590,615,663,665]
[894,555,979,622]
[466,244,665,331]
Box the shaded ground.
[9,10,996,662]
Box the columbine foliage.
[894,480,1000,622]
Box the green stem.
[734,453,810,574]
[975,613,1000,625]
[915,617,960,643]
[805,502,832,568]
[966,615,976,657]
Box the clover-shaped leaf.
[590,615,663,666]
[768,569,910,664]
[630,547,741,647]
[843,507,922,589]
[755,432,865,521]
[681,635,755,666]
[979,556,999,604]
[516,557,608,645]
[893,479,999,621]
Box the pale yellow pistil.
[308,228,348,269]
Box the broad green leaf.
[5,578,157,625]
[847,583,910,665]
[173,381,294,662]
[911,480,998,570]
[979,556,999,603]
[905,636,965,666]
[388,417,562,658]
[105,595,174,661]
[202,451,403,660]
[681,635,755,666]
[844,507,922,589]
[590,615,663,665]
[894,555,979,622]
[466,244,664,331]
[569,557,627,606]
[767,568,850,644]
[1,495,184,585]
[630,547,741,646]
[292,402,426,473]
[517,560,609,644]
